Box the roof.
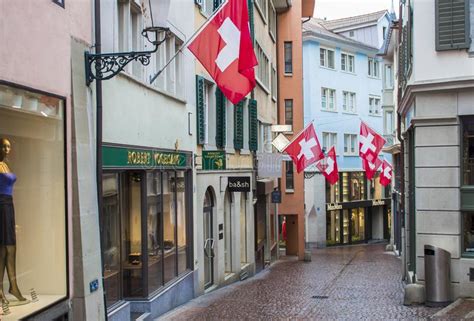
[303,18,379,52]
[319,10,388,31]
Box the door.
[203,189,214,289]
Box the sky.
[314,0,395,20]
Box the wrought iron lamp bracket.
[85,27,170,86]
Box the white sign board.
[257,153,283,178]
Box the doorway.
[203,188,215,289]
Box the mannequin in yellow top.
[0,138,26,303]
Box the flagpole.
[281,119,315,152]
[149,0,228,84]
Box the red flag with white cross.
[359,122,386,161]
[362,156,382,180]
[188,0,257,104]
[380,160,393,186]
[316,146,339,185]
[283,123,324,173]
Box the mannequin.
[0,138,26,303]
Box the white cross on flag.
[316,146,339,185]
[362,155,382,180]
[283,123,324,173]
[380,160,393,186]
[359,121,386,161]
[188,0,257,104]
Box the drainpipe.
[94,0,107,318]
[396,0,406,281]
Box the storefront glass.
[462,117,474,185]
[463,212,474,256]
[342,210,350,244]
[351,208,365,242]
[326,210,340,246]
[326,179,340,203]
[101,154,191,307]
[241,193,247,265]
[368,173,383,199]
[0,84,67,319]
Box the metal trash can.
[424,245,451,307]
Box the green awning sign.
[202,150,226,170]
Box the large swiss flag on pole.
[188,0,257,104]
[359,121,386,161]
[362,156,382,180]
[283,123,324,173]
[380,160,393,186]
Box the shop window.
[146,172,163,293]
[163,171,176,284]
[0,84,66,319]
[326,180,340,203]
[351,208,365,242]
[326,211,340,245]
[342,172,365,201]
[176,171,187,275]
[368,173,383,200]
[463,212,474,256]
[462,117,474,185]
[240,193,247,266]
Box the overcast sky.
[314,0,395,20]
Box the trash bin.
[424,245,451,307]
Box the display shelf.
[2,295,65,321]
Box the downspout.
[396,0,406,280]
[94,0,107,318]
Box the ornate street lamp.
[84,0,171,85]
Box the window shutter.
[248,0,255,43]
[436,0,470,51]
[196,75,205,145]
[215,88,226,148]
[234,101,244,150]
[248,99,258,151]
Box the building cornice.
[302,32,379,54]
[399,78,474,116]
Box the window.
[320,48,335,69]
[383,26,387,40]
[384,65,394,89]
[154,33,184,98]
[341,53,355,73]
[342,91,356,113]
[255,42,270,90]
[344,134,358,155]
[255,0,267,21]
[321,88,336,111]
[369,96,381,115]
[284,42,293,74]
[269,1,276,41]
[198,0,215,17]
[463,212,474,255]
[342,172,366,202]
[435,0,470,51]
[385,111,394,135]
[462,117,474,185]
[368,173,383,200]
[285,99,293,126]
[368,58,379,78]
[322,132,337,152]
[349,30,354,37]
[52,0,65,8]
[271,66,277,100]
[285,161,294,190]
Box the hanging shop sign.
[228,176,251,192]
[372,199,385,206]
[271,190,282,203]
[102,145,191,169]
[202,150,226,170]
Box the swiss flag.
[283,123,324,173]
[380,160,393,186]
[362,156,382,180]
[188,0,257,104]
[359,122,386,161]
[316,146,339,185]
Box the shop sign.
[271,191,281,203]
[170,177,186,192]
[327,203,342,211]
[103,145,189,169]
[372,199,385,206]
[257,152,282,178]
[228,176,251,192]
[202,150,226,170]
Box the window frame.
[255,42,270,92]
[321,87,337,111]
[344,134,358,156]
[285,99,293,126]
[341,52,355,73]
[342,91,356,113]
[322,132,338,153]
[368,57,380,78]
[254,0,268,23]
[284,41,293,74]
[369,95,381,116]
[285,161,294,191]
[320,47,336,69]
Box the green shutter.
[234,101,244,150]
[196,75,205,145]
[215,88,226,148]
[248,99,258,151]
[435,0,470,51]
[248,0,255,43]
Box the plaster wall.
[304,173,327,247]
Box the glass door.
[203,189,214,289]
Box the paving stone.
[158,244,441,320]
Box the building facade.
[98,1,196,319]
[276,0,315,260]
[397,0,474,300]
[0,0,104,320]
[303,13,392,248]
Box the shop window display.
[463,212,474,256]
[326,211,340,245]
[0,84,66,319]
[351,208,365,242]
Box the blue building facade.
[302,13,393,248]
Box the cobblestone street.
[159,244,440,320]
